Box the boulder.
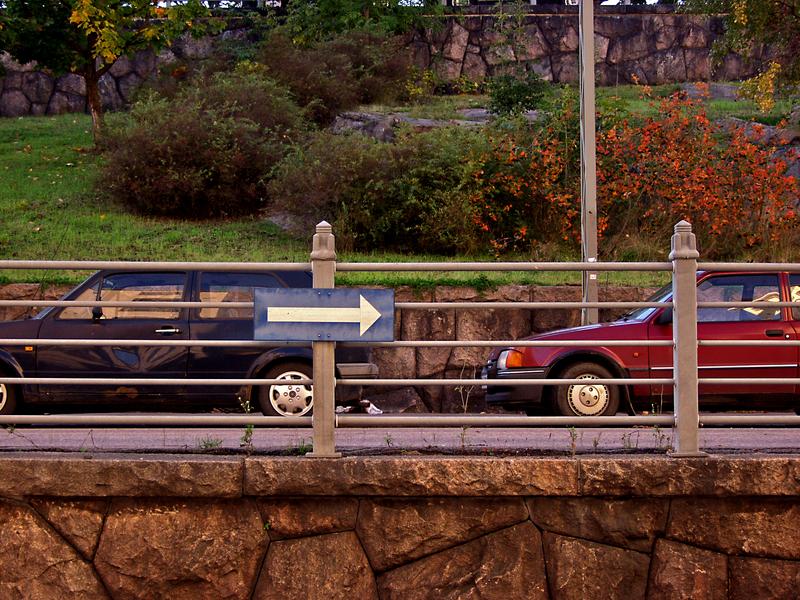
[377,522,548,600]
[22,71,54,104]
[48,92,87,115]
[95,498,267,599]
[667,497,800,559]
[729,556,800,600]
[551,53,578,83]
[55,74,87,97]
[357,497,528,571]
[117,72,143,104]
[254,532,377,600]
[330,112,398,143]
[443,22,469,62]
[0,90,31,117]
[0,500,108,599]
[647,539,728,600]
[30,498,108,560]
[367,387,426,413]
[528,497,668,552]
[543,532,649,600]
[258,497,358,540]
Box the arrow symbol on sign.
[267,295,382,336]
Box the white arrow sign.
[267,294,382,336]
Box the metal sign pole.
[579,0,599,325]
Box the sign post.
[309,222,339,457]
[254,222,394,457]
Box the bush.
[598,91,800,259]
[486,72,549,115]
[100,71,305,218]
[257,29,411,125]
[268,128,487,253]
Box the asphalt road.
[1,417,798,455]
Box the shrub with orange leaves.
[471,89,799,260]
[598,91,800,259]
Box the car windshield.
[619,283,672,321]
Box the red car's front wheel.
[556,362,620,417]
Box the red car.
[482,271,800,416]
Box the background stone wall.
[411,6,766,85]
[0,454,797,599]
[0,6,769,118]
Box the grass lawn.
[6,81,787,290]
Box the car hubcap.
[0,384,6,412]
[269,371,313,417]
[567,374,609,416]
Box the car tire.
[0,382,17,416]
[258,362,313,417]
[556,362,620,417]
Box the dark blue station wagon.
[0,269,376,416]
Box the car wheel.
[258,362,313,417]
[0,382,18,416]
[556,362,619,417]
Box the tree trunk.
[83,68,105,146]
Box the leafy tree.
[683,0,800,110]
[0,0,214,142]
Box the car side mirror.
[655,308,673,326]
[91,306,103,321]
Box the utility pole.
[579,0,599,325]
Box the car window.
[788,275,800,321]
[97,273,185,320]
[197,272,281,320]
[697,274,781,322]
[57,281,100,320]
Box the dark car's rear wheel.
[0,382,18,416]
[556,362,619,417]
[258,362,313,417]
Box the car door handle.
[765,329,790,339]
[155,327,182,335]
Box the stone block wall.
[410,6,768,85]
[1,454,798,598]
[0,7,771,118]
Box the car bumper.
[336,362,379,379]
[481,364,547,408]
[336,362,378,403]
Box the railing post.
[308,221,340,458]
[669,220,705,457]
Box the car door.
[648,273,797,401]
[186,271,301,404]
[36,271,190,404]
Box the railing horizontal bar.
[700,415,800,426]
[699,340,800,346]
[0,415,311,426]
[340,378,672,386]
[338,262,672,272]
[348,340,675,348]
[0,377,668,386]
[699,378,800,384]
[0,339,674,348]
[0,300,252,309]
[336,415,675,427]
[0,339,306,348]
[0,377,310,386]
[0,260,311,271]
[697,301,800,308]
[396,302,670,309]
[698,262,800,272]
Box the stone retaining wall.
[1,454,798,598]
[411,6,767,85]
[0,7,770,118]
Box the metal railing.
[1,220,799,457]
